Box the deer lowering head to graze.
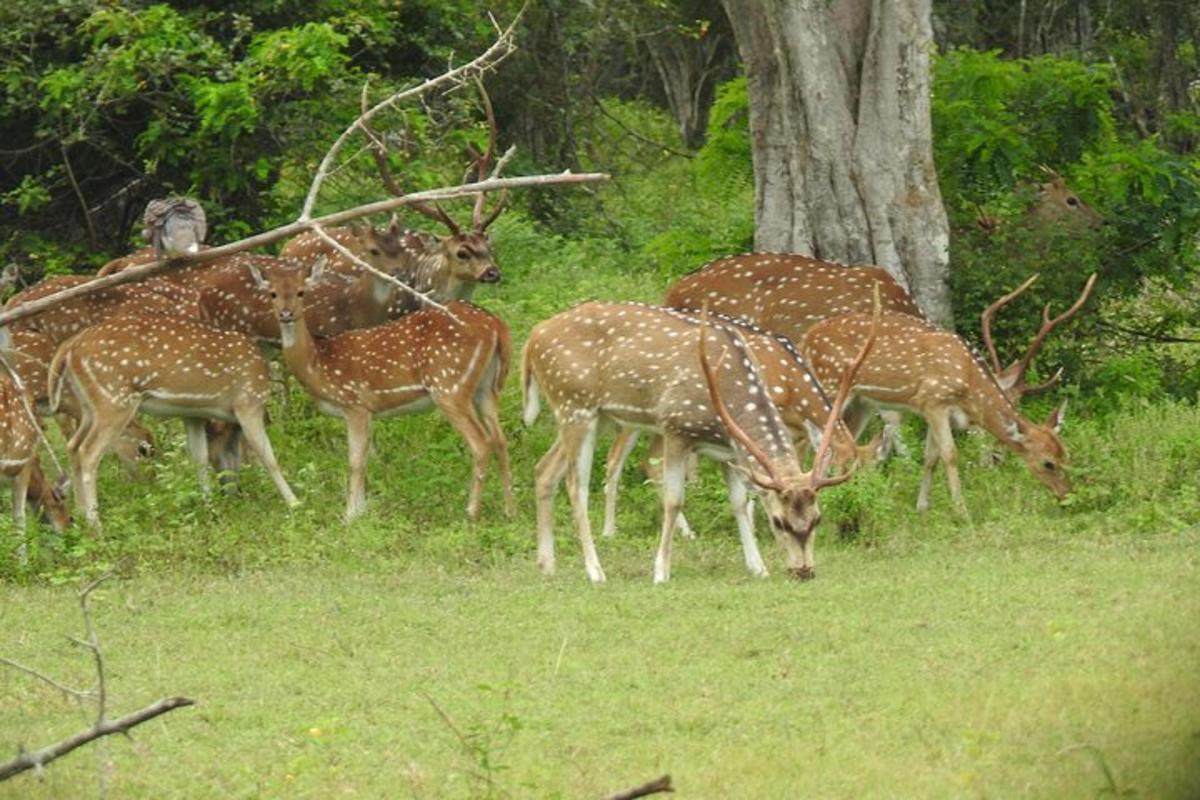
[522,299,878,584]
[48,313,298,526]
[600,310,880,541]
[250,261,513,523]
[0,369,70,546]
[801,310,1070,514]
[981,273,1098,402]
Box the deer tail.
[46,336,73,415]
[521,340,540,427]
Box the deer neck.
[355,269,395,311]
[970,371,1033,452]
[278,308,329,395]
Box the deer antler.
[359,81,462,236]
[988,273,1097,399]
[981,273,1040,373]
[467,77,511,232]
[697,305,785,491]
[811,285,881,490]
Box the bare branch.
[603,774,674,800]
[0,697,195,782]
[0,657,96,703]
[0,171,609,331]
[301,10,523,220]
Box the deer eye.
[456,249,471,259]
[1043,461,1057,472]
[1066,196,1079,207]
[369,248,381,256]
[297,290,305,297]
[269,291,277,298]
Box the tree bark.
[720,0,952,323]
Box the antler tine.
[981,273,1040,373]
[1008,272,1097,384]
[470,77,510,232]
[812,285,882,490]
[358,80,462,236]
[697,304,785,490]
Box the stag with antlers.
[522,298,879,584]
[801,310,1070,514]
[251,260,513,523]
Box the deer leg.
[343,409,372,522]
[73,404,138,528]
[183,418,212,498]
[929,412,968,517]
[879,410,908,459]
[233,405,298,509]
[437,398,493,522]
[476,390,514,518]
[721,462,767,577]
[534,437,568,576]
[12,461,30,564]
[916,422,940,512]
[602,429,639,538]
[561,416,605,584]
[653,436,690,585]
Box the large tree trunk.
[720,0,952,323]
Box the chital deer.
[0,368,70,546]
[599,311,880,540]
[522,299,878,584]
[974,170,1103,233]
[48,313,299,525]
[3,274,203,344]
[250,261,513,522]
[4,329,155,472]
[800,310,1070,513]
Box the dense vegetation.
[0,2,1197,796]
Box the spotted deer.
[599,310,881,540]
[800,310,1070,513]
[3,274,204,344]
[522,299,878,584]
[0,369,70,546]
[48,313,299,525]
[4,329,155,472]
[250,261,513,523]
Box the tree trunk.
[720,0,952,323]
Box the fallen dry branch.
[603,774,674,800]
[0,697,195,782]
[0,574,196,785]
[0,171,607,330]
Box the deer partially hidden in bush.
[251,260,513,523]
[522,298,879,584]
[0,367,70,551]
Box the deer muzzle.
[479,266,501,284]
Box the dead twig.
[0,574,196,784]
[603,774,674,800]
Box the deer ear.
[387,213,402,235]
[1046,399,1068,434]
[53,473,70,499]
[247,264,267,290]
[307,257,328,286]
[1004,418,1026,443]
[802,419,824,450]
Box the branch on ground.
[603,774,674,800]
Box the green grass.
[1,526,1197,798]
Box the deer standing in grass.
[522,299,878,584]
[48,314,299,526]
[599,310,880,540]
[251,261,513,523]
[800,310,1070,513]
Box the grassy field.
[1,217,1198,797]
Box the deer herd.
[0,170,1099,582]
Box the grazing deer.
[599,311,880,540]
[250,261,513,523]
[800,310,1070,513]
[4,329,155,472]
[522,300,878,584]
[0,369,70,546]
[48,313,299,526]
